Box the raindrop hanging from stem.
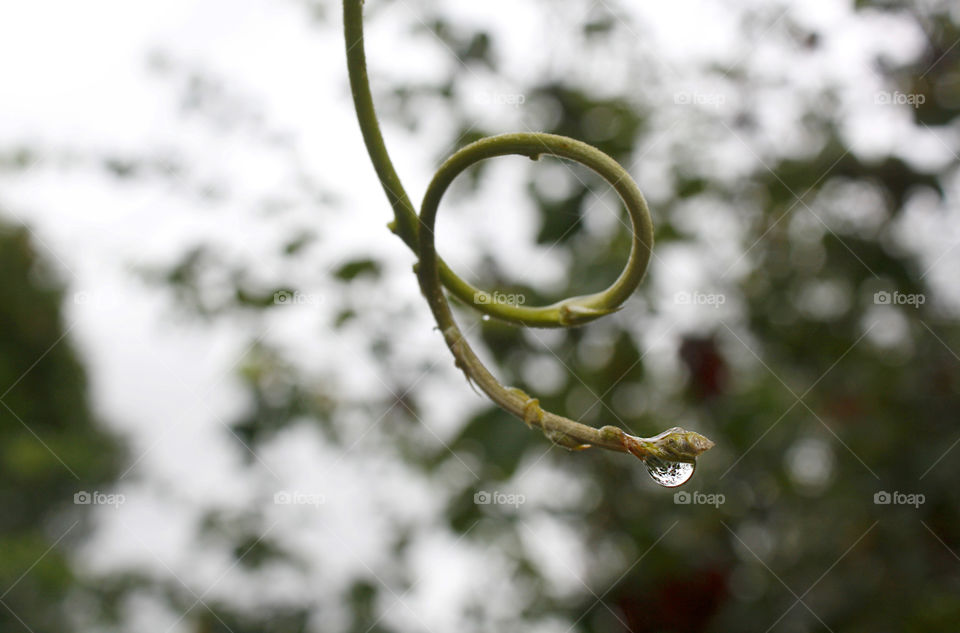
[645,457,696,487]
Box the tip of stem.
[620,427,715,463]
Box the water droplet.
[481,314,491,321]
[646,457,695,487]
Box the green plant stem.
[343,0,650,328]
[417,134,712,460]
[342,0,715,464]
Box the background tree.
[0,222,121,632]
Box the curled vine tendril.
[343,0,714,476]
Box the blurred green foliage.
[150,2,960,630]
[4,1,959,632]
[0,224,122,632]
[342,2,959,630]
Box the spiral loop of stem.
[343,0,714,465]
